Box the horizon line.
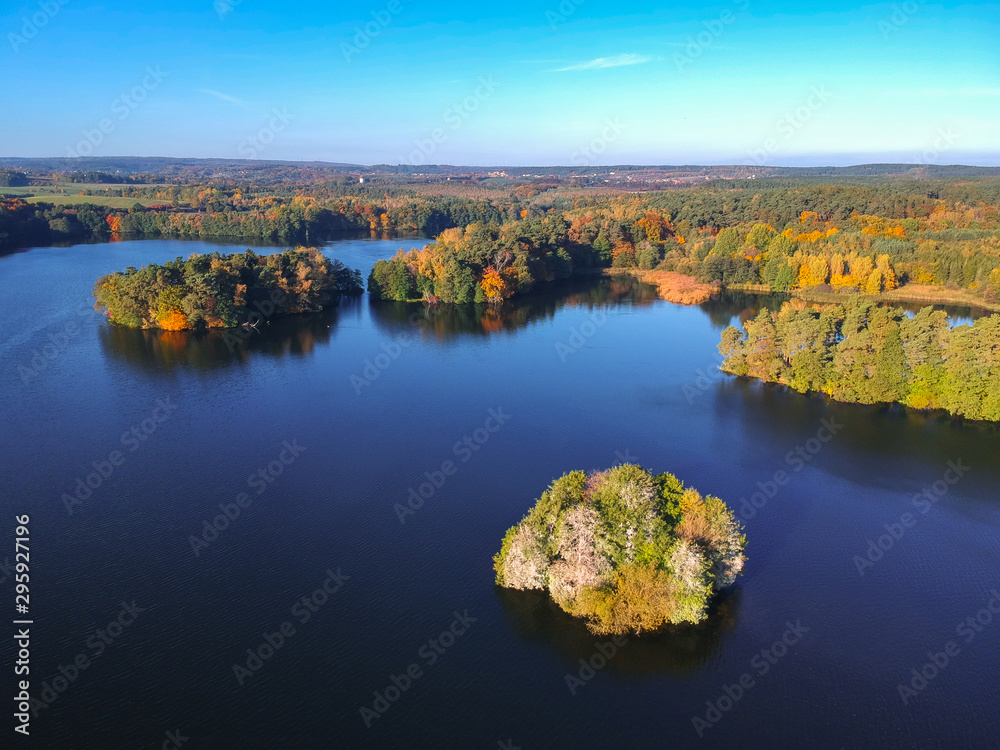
[3,156,1000,171]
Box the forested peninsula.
[495,465,745,635]
[92,248,362,330]
[719,299,1000,421]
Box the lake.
[2,236,999,749]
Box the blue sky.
[2,0,998,165]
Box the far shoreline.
[602,268,1000,315]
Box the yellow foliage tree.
[797,262,812,288]
[851,255,875,284]
[830,253,845,277]
[576,563,676,635]
[876,255,898,290]
[808,255,829,286]
[830,273,854,288]
[480,268,507,304]
[865,269,884,295]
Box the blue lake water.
[2,236,999,749]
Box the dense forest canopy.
[93,248,362,330]
[366,184,1000,306]
[4,171,999,310]
[495,465,746,635]
[0,169,30,187]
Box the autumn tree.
[876,254,898,290]
[865,269,884,294]
[712,227,740,257]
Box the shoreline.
[603,269,1000,315]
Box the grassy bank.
[791,284,1000,314]
[607,269,1000,314]
[604,268,719,304]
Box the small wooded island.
[93,248,363,330]
[495,465,745,635]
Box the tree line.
[7,177,1000,309]
[718,298,1000,421]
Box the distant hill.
[765,164,1000,178]
[1,156,998,181]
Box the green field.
[23,194,162,208]
[3,182,170,208]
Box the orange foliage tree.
[480,268,508,304]
[157,309,190,331]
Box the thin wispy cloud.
[199,88,245,106]
[551,54,652,72]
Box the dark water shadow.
[369,275,661,339]
[96,277,659,371]
[98,302,351,371]
[700,289,789,330]
[709,375,1000,503]
[495,584,742,679]
[703,289,988,329]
